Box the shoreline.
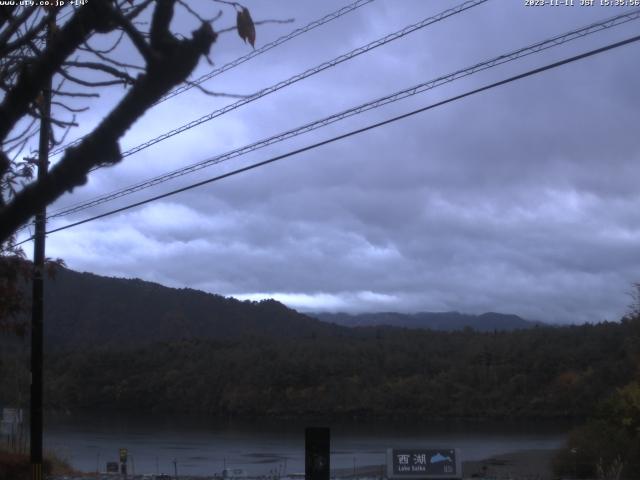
[44,408,587,423]
[331,448,557,480]
[45,449,559,480]
[462,448,557,479]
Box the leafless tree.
[0,0,258,246]
[0,0,263,333]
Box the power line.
[119,0,488,159]
[157,0,374,104]
[48,0,374,157]
[13,32,640,248]
[49,0,489,161]
[42,7,640,222]
[43,0,493,219]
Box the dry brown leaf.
[236,7,256,48]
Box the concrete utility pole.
[30,17,52,480]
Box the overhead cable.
[12,32,640,248]
[157,0,375,104]
[49,0,375,156]
[44,7,640,221]
[50,0,489,160]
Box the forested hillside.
[44,316,640,419]
[4,267,635,421]
[40,268,539,350]
[42,268,346,350]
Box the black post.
[30,19,52,480]
[305,427,330,480]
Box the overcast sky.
[17,0,640,324]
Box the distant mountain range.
[312,311,541,332]
[39,268,541,350]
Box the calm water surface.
[44,412,569,477]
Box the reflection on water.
[44,412,570,476]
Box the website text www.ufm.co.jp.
[0,0,87,7]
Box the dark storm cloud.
[40,0,640,324]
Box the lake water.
[43,412,569,477]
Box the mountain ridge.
[42,267,346,350]
[311,310,542,332]
[41,267,544,350]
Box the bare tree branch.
[0,2,111,141]
[0,9,218,242]
[59,65,133,87]
[0,6,37,53]
[108,5,156,63]
[0,12,48,57]
[0,0,278,248]
[186,79,249,99]
[51,101,90,114]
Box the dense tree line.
[42,316,640,419]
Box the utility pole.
[30,15,52,480]
[305,427,330,480]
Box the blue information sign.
[386,448,461,479]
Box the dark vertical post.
[305,427,330,480]
[30,17,52,480]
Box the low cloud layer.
[33,1,640,324]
